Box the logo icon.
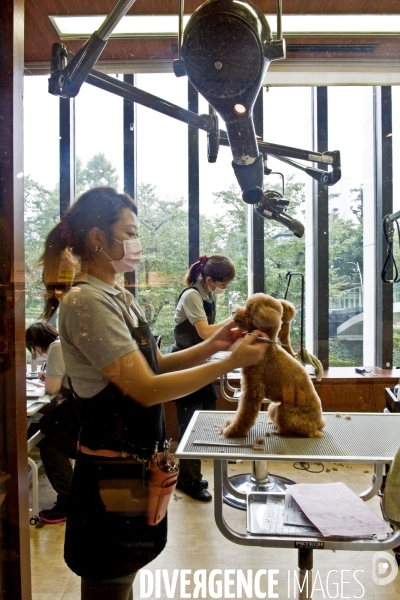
[372,551,398,585]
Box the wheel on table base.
[30,516,39,525]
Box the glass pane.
[392,86,400,367]
[261,87,311,353]
[136,74,189,351]
[75,75,123,194]
[198,95,247,322]
[24,75,60,330]
[328,87,372,366]
[199,87,312,338]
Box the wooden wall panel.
[0,2,32,599]
[24,0,400,67]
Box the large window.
[328,87,372,366]
[75,75,124,193]
[24,75,60,326]
[262,87,312,354]
[23,75,397,367]
[392,86,400,366]
[135,73,189,349]
[198,94,249,322]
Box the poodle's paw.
[313,430,324,438]
[223,422,250,438]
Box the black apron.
[174,287,216,351]
[173,287,217,416]
[64,298,167,580]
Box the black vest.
[173,287,216,350]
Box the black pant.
[39,428,77,507]
[81,573,136,600]
[175,384,217,483]
[38,396,80,508]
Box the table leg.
[28,456,39,523]
[297,548,313,600]
[359,463,383,501]
[223,459,295,510]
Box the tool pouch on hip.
[146,452,179,526]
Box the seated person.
[26,322,80,524]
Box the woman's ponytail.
[39,219,79,320]
[184,256,208,286]
[183,254,235,287]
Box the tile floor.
[29,454,400,599]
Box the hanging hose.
[381,215,400,284]
[284,272,324,381]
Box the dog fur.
[223,293,325,439]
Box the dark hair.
[39,187,137,320]
[26,322,59,354]
[184,254,236,286]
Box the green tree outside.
[24,153,121,324]
[25,154,390,366]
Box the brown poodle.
[223,293,325,439]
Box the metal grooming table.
[176,411,400,599]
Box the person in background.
[39,186,267,600]
[173,255,235,501]
[26,322,80,524]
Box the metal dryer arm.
[48,0,341,207]
[218,132,341,187]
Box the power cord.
[293,461,325,473]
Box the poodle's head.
[233,293,283,341]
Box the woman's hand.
[208,319,245,353]
[228,330,269,369]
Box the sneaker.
[39,504,68,524]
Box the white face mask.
[213,286,225,295]
[209,283,225,295]
[102,238,142,273]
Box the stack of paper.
[26,380,45,397]
[285,482,392,538]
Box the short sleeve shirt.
[46,339,69,389]
[174,281,214,326]
[59,274,143,398]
